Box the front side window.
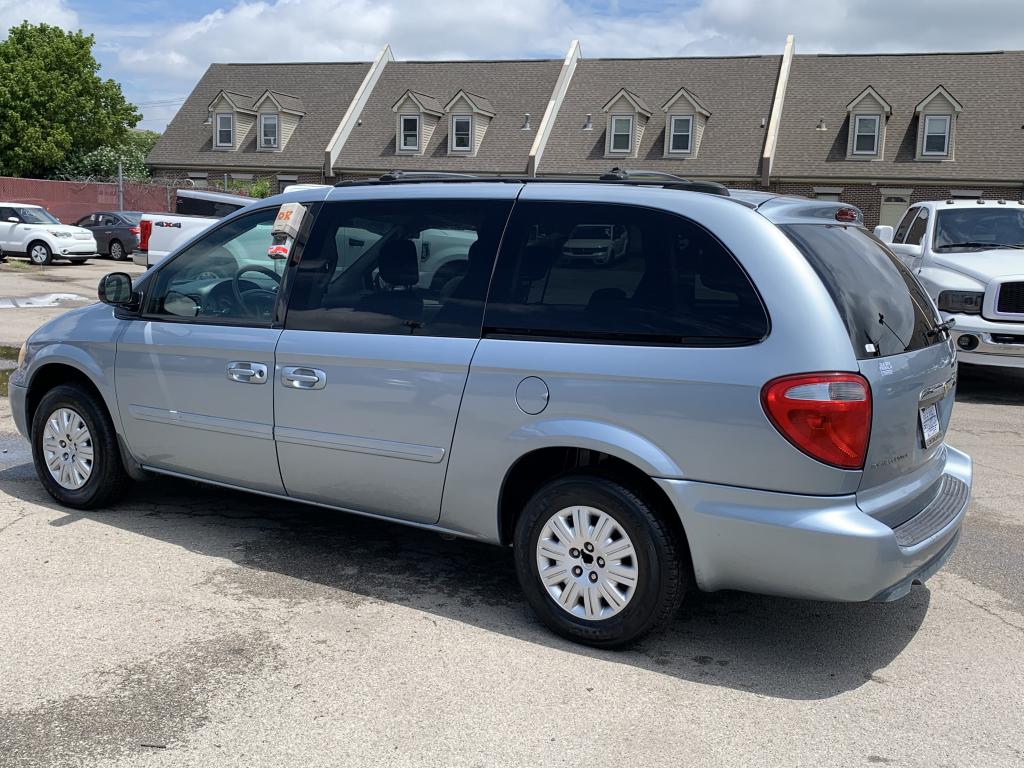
[451,115,472,151]
[484,202,769,345]
[261,114,279,149]
[853,115,880,154]
[285,199,513,338]
[669,116,692,153]
[894,206,919,243]
[146,207,283,326]
[923,115,950,155]
[906,208,930,245]
[399,115,420,151]
[216,113,234,148]
[934,209,1024,251]
[609,115,633,153]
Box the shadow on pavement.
[955,364,1024,405]
[0,465,930,702]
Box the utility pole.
[117,161,124,210]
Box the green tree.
[0,22,141,177]
[55,130,161,180]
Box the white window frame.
[609,114,633,154]
[450,115,473,152]
[259,113,279,150]
[852,114,880,155]
[399,114,420,152]
[922,115,951,156]
[668,115,693,154]
[215,113,234,148]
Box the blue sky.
[3,0,1023,131]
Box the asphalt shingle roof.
[336,60,563,174]
[539,56,781,179]
[773,51,1024,181]
[148,62,370,171]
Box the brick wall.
[0,176,174,223]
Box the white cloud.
[0,0,78,36]
[87,0,1024,128]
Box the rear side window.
[484,202,768,345]
[783,224,942,359]
[176,195,245,218]
[894,206,918,243]
[285,199,513,338]
[905,208,929,244]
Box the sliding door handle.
[227,361,268,384]
[281,366,327,390]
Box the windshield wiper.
[936,241,1024,250]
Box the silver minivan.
[7,174,972,647]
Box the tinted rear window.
[484,202,768,345]
[783,224,942,359]
[176,196,245,218]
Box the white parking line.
[0,293,89,309]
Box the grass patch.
[0,346,19,361]
[0,259,33,272]
[0,368,10,397]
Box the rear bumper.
[133,251,150,267]
[656,445,972,602]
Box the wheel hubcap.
[41,408,94,490]
[31,246,47,262]
[536,505,638,620]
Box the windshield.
[16,207,60,225]
[934,208,1024,251]
[570,225,613,240]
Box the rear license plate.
[919,403,941,448]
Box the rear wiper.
[926,317,956,339]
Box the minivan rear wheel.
[31,384,131,509]
[514,475,687,648]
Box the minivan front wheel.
[31,385,130,509]
[514,475,687,648]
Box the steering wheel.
[232,264,282,318]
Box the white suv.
[875,198,1024,369]
[0,203,96,265]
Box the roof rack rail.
[333,169,730,197]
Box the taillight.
[138,220,151,251]
[761,373,872,469]
[129,225,140,235]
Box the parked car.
[74,211,142,261]
[0,203,96,264]
[135,188,257,268]
[561,223,629,264]
[8,175,971,648]
[875,198,1024,369]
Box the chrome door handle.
[227,361,268,384]
[281,366,327,390]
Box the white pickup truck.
[134,189,255,268]
[874,198,1024,369]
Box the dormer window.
[660,86,711,158]
[923,115,950,156]
[609,115,633,153]
[845,87,890,160]
[400,115,420,151]
[451,115,472,152]
[260,114,279,149]
[215,113,234,148]
[668,116,692,154]
[852,115,880,155]
[914,86,962,161]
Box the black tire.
[109,240,127,261]
[514,475,688,648]
[28,241,53,265]
[30,384,131,509]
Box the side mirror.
[6,217,19,223]
[874,225,894,243]
[903,242,924,259]
[98,272,133,305]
